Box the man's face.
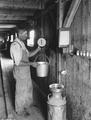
[19,30,28,41]
[0,37,4,44]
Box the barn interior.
[0,0,91,120]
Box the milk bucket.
[36,61,49,77]
[35,55,49,77]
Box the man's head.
[18,29,28,41]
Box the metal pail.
[35,54,49,77]
[36,61,49,77]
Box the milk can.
[47,83,66,120]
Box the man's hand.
[30,62,37,68]
[29,46,41,57]
[37,46,41,51]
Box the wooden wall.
[61,0,91,120]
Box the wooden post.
[57,0,64,83]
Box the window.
[15,33,18,38]
[59,29,70,47]
[7,35,9,41]
[27,30,35,47]
[10,35,14,42]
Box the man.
[10,29,41,115]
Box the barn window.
[27,30,35,47]
[59,29,70,47]
[10,35,14,42]
[7,35,9,41]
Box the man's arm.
[10,42,39,67]
[29,47,41,57]
[17,61,37,67]
[10,42,37,67]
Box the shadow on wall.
[30,66,48,119]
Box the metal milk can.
[47,83,66,120]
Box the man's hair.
[16,28,27,38]
[18,29,27,35]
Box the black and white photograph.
[0,0,90,120]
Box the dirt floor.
[8,105,45,120]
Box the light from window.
[7,35,9,41]
[15,33,18,38]
[59,30,70,47]
[27,30,35,47]
[10,35,14,42]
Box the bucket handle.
[34,54,50,64]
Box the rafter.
[0,0,42,9]
[0,15,27,21]
[63,0,81,28]
[0,20,26,24]
[0,9,35,16]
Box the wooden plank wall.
[61,0,91,120]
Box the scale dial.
[37,38,46,47]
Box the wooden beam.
[0,0,42,9]
[0,15,27,21]
[59,0,64,28]
[0,14,27,18]
[63,0,81,28]
[0,28,13,31]
[0,20,26,24]
[57,0,64,83]
[0,9,35,16]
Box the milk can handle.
[48,93,52,100]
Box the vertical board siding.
[82,0,88,50]
[87,0,91,51]
[61,0,91,120]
